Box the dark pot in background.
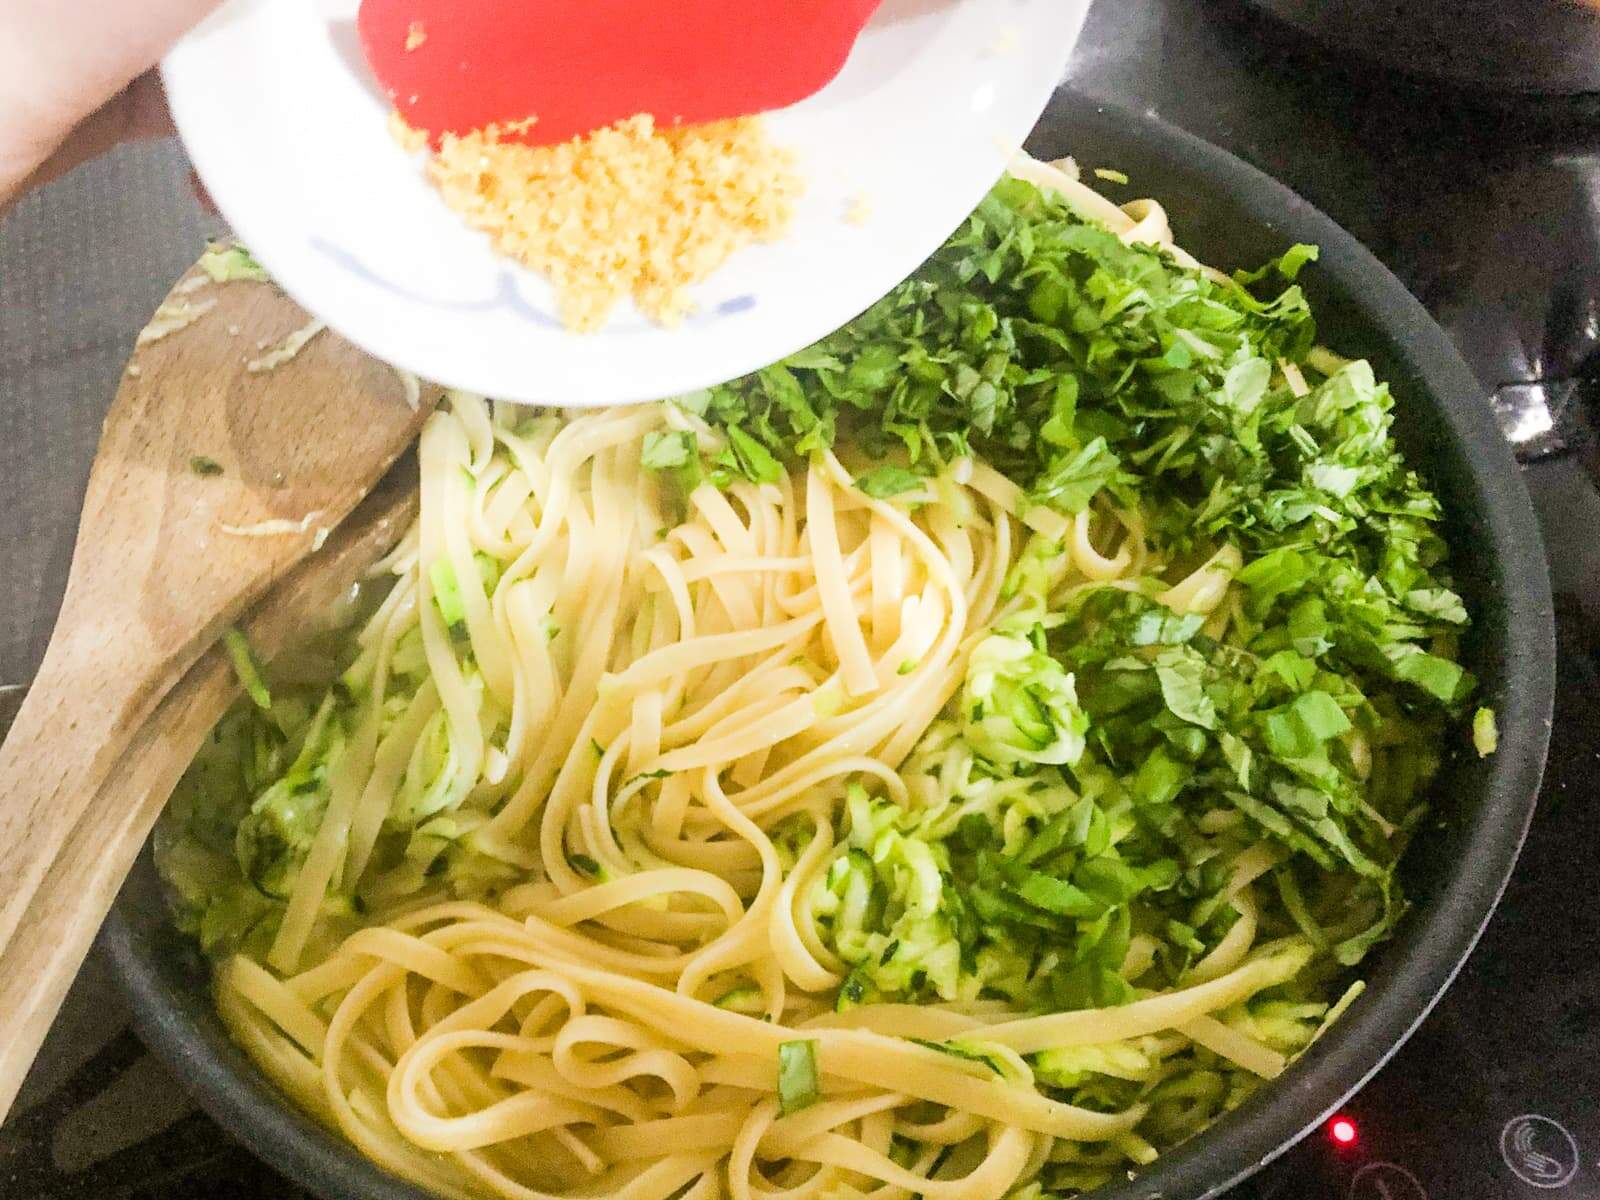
[1247,0,1600,95]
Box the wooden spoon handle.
[0,474,418,1121]
[0,274,429,963]
[0,612,194,956]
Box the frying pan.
[1246,0,1600,96]
[100,88,1556,1200]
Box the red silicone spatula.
[358,0,884,147]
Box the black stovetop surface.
[4,1,1600,1198]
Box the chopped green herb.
[720,425,782,485]
[641,430,697,470]
[855,466,924,499]
[1234,242,1319,285]
[190,455,224,477]
[789,172,1472,1131]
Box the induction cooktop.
[2,2,1598,1198]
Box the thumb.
[0,0,221,196]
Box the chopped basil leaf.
[855,466,923,499]
[640,430,696,470]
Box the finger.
[0,0,219,197]
[24,74,176,192]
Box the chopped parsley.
[855,466,924,499]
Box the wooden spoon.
[0,461,419,1119]
[0,261,433,1115]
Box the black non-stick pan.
[101,88,1556,1200]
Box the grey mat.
[0,138,224,687]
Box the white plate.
[163,0,1090,406]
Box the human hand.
[0,0,221,211]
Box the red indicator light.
[1330,1117,1358,1146]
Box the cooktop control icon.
[1500,1114,1580,1189]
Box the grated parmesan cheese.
[423,113,802,332]
[388,110,427,154]
[137,297,217,346]
[405,20,426,51]
[246,319,327,373]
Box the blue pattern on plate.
[311,237,757,334]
